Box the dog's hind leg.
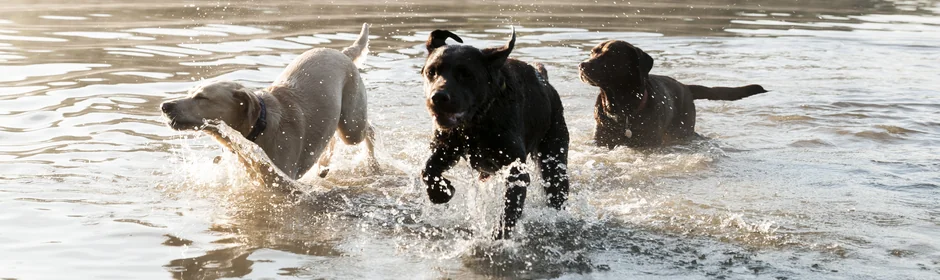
[537,119,570,210]
[497,165,530,240]
[316,135,337,178]
[337,75,378,168]
[363,124,377,168]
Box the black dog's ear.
[482,26,516,69]
[636,47,654,75]
[426,30,463,55]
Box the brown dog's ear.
[482,26,516,69]
[426,30,463,55]
[636,47,654,75]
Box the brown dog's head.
[421,28,516,130]
[579,40,653,89]
[160,80,260,134]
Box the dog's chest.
[463,134,521,174]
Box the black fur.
[419,28,570,239]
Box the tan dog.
[161,23,375,182]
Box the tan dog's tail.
[342,23,370,68]
[690,84,767,101]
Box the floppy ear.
[482,26,516,69]
[426,30,463,55]
[636,47,653,75]
[230,85,260,129]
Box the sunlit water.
[1,0,939,279]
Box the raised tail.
[341,23,370,67]
[690,84,767,101]
[533,62,549,82]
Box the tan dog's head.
[160,80,260,133]
[579,40,653,88]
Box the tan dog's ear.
[482,26,515,69]
[231,86,260,131]
[636,47,654,75]
[426,30,463,55]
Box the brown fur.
[579,40,767,148]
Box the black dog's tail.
[690,84,767,101]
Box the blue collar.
[245,95,267,142]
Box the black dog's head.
[579,40,653,89]
[421,28,516,130]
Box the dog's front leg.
[496,165,530,239]
[421,131,465,204]
[201,120,301,194]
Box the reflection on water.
[1,0,940,279]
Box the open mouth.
[163,114,204,131]
[432,111,465,129]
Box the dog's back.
[265,23,374,178]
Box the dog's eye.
[426,68,437,78]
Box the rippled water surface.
[2,0,939,279]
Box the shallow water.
[2,0,939,279]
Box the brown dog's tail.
[533,62,549,82]
[341,23,370,67]
[689,84,767,101]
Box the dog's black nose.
[578,62,587,70]
[431,92,450,106]
[160,102,174,113]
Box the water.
[1,0,939,278]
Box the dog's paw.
[426,177,455,204]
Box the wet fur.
[579,40,767,148]
[161,23,375,184]
[419,28,570,239]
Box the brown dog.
[579,40,767,148]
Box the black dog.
[579,40,767,148]
[419,28,570,239]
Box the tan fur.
[162,23,375,183]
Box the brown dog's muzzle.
[579,60,598,85]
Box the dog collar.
[246,95,267,142]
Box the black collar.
[245,95,267,142]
